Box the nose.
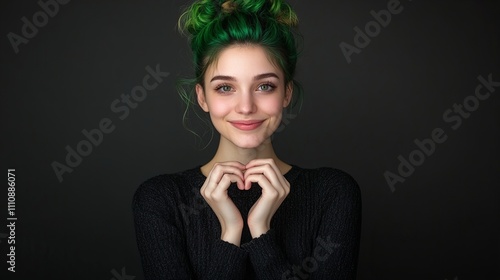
[235,90,256,115]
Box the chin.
[234,141,263,149]
[231,136,268,149]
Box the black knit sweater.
[132,164,362,279]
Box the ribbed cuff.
[241,229,290,279]
[206,239,248,279]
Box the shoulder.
[321,167,359,191]
[131,166,199,210]
[297,165,361,205]
[297,165,359,189]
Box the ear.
[283,81,293,108]
[196,84,209,112]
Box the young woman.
[132,1,362,279]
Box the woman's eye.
[216,85,232,93]
[258,83,275,92]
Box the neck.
[201,136,291,176]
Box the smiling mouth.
[229,120,264,131]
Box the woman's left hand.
[243,158,291,238]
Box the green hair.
[177,0,304,149]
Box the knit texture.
[132,164,362,279]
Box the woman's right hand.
[200,161,246,246]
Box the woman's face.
[196,44,292,149]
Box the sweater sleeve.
[132,175,249,280]
[309,169,362,279]
[132,176,194,280]
[205,239,249,279]
[240,169,362,280]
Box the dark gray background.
[1,0,499,279]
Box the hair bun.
[263,0,298,27]
[221,1,237,13]
[178,0,298,37]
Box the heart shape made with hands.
[209,160,286,191]
[238,166,270,190]
[240,168,253,189]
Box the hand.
[200,161,246,246]
[243,158,291,238]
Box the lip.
[229,120,264,131]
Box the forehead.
[205,44,283,79]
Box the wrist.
[249,224,269,238]
[221,227,243,246]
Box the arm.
[308,169,362,279]
[241,169,362,280]
[132,176,193,280]
[132,176,249,280]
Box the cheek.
[207,99,231,118]
[259,97,283,115]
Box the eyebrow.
[210,72,280,82]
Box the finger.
[206,164,245,192]
[244,163,287,192]
[203,173,244,198]
[244,165,282,188]
[212,174,245,200]
[244,174,285,201]
[245,159,287,187]
[202,174,243,221]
